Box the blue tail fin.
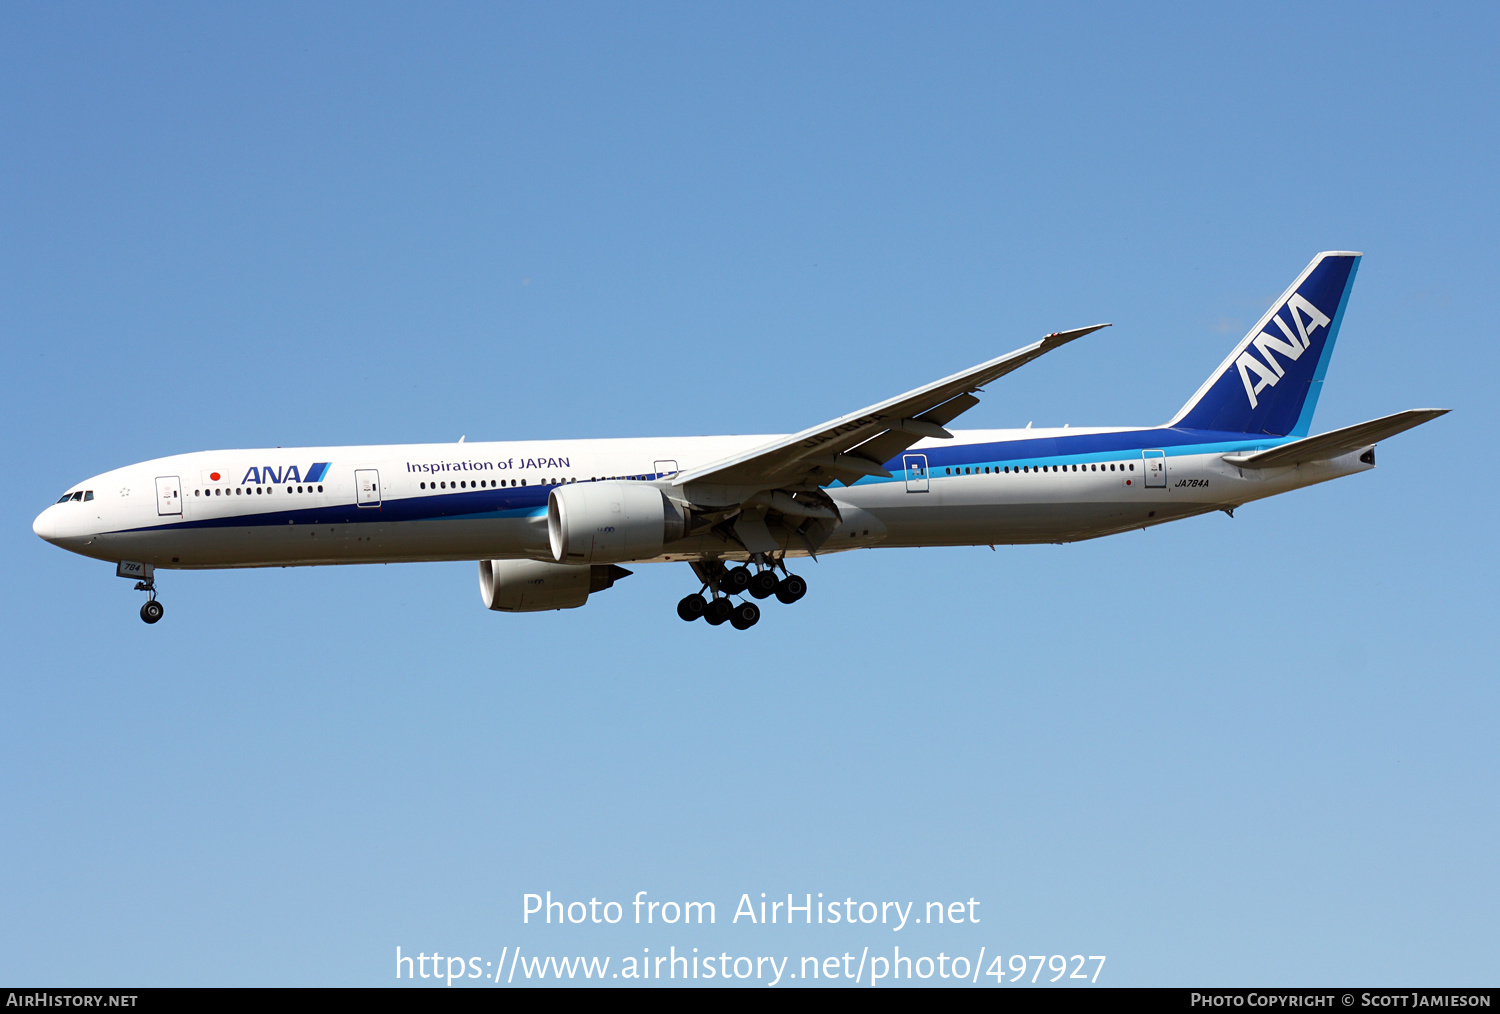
[1169,251,1361,436]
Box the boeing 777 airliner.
[34,252,1445,628]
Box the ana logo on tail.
[1235,293,1332,409]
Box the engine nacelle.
[547,481,686,565]
[478,559,631,612]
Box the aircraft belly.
[872,501,1146,545]
[97,516,546,569]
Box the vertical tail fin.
[1168,251,1361,436]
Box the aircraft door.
[1143,449,1167,487]
[903,454,930,493]
[653,459,679,479]
[356,469,382,507]
[155,476,182,516]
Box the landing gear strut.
[676,556,804,629]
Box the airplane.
[33,251,1445,628]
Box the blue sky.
[2,2,1495,986]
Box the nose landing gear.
[134,574,163,624]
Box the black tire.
[721,566,751,594]
[775,573,808,604]
[729,601,761,630]
[748,570,778,599]
[676,593,707,621]
[704,598,733,625]
[140,600,164,624]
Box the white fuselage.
[32,426,1370,571]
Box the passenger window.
[1129,463,1135,471]
[318,485,323,492]
[521,479,527,486]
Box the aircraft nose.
[33,506,58,542]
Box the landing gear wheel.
[729,601,761,630]
[721,566,752,594]
[775,574,807,604]
[748,570,778,599]
[140,600,164,624]
[676,593,707,621]
[704,598,733,625]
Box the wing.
[672,324,1110,496]
[1222,408,1448,469]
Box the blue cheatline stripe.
[1291,257,1360,437]
[847,426,1294,484]
[115,486,555,534]
[305,462,331,483]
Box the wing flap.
[1222,409,1448,468]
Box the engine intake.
[478,559,631,612]
[547,481,686,564]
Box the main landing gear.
[677,556,806,630]
[136,577,164,624]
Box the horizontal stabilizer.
[1222,409,1448,469]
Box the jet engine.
[478,559,632,612]
[547,481,687,565]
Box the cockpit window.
[84,491,93,501]
[57,493,74,504]
[72,491,84,501]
